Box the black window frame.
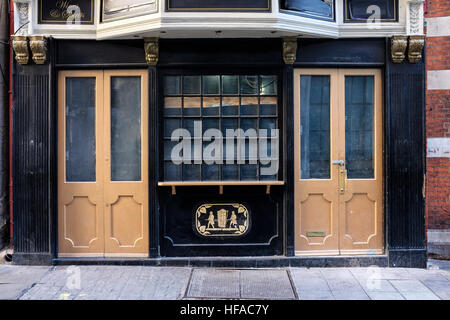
[159,67,284,183]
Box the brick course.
[425,1,450,231]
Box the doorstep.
[52,255,388,268]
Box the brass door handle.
[338,167,347,194]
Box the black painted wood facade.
[11,37,426,267]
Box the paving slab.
[20,266,192,300]
[366,291,405,300]
[351,267,414,280]
[406,268,449,281]
[290,268,330,292]
[331,289,370,300]
[320,268,363,291]
[240,269,296,300]
[422,280,450,300]
[141,267,191,300]
[0,265,50,299]
[187,269,240,299]
[357,278,398,292]
[297,290,335,300]
[390,280,440,300]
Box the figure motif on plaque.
[207,211,215,229]
[195,204,250,237]
[229,211,237,229]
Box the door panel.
[103,70,148,256]
[339,70,383,254]
[294,68,383,255]
[58,71,105,256]
[294,70,339,255]
[58,70,148,257]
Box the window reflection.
[163,74,279,182]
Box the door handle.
[338,166,347,194]
[332,160,345,167]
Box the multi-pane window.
[163,74,279,182]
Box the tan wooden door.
[294,69,383,255]
[58,70,148,257]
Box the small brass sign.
[306,231,326,237]
[195,203,250,237]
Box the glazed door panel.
[103,71,149,256]
[58,70,148,257]
[58,71,105,256]
[338,70,383,254]
[294,69,383,255]
[294,70,340,255]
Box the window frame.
[158,67,284,183]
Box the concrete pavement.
[0,260,449,300]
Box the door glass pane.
[300,75,330,179]
[65,77,96,182]
[111,76,141,181]
[345,76,374,179]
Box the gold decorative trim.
[282,37,298,65]
[144,37,159,65]
[11,35,29,65]
[390,35,408,64]
[29,36,47,65]
[408,35,425,63]
[195,203,250,237]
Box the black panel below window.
[160,186,283,256]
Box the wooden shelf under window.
[157,181,285,195]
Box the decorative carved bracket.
[144,37,159,66]
[11,35,29,65]
[408,35,425,63]
[29,36,47,65]
[282,37,298,65]
[391,35,408,64]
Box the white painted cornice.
[18,0,418,40]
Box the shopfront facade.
[10,0,427,267]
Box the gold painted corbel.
[144,37,159,66]
[408,35,425,63]
[282,37,298,65]
[29,36,47,65]
[390,35,408,64]
[11,35,29,65]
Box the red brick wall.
[426,0,450,17]
[425,1,450,231]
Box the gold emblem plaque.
[195,204,250,237]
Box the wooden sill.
[157,181,284,195]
